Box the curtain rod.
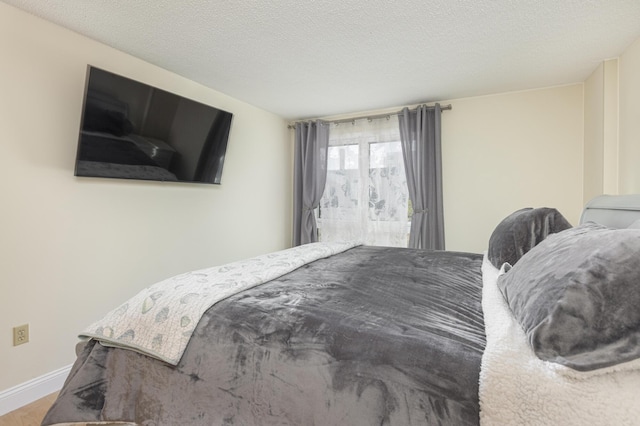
[288,104,452,129]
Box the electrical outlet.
[13,324,29,346]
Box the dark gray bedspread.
[43,246,485,426]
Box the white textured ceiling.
[4,0,640,119]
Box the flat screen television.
[74,66,233,184]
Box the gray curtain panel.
[398,104,445,250]
[293,121,330,246]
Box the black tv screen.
[75,66,233,184]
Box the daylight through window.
[317,115,410,247]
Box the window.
[317,115,410,247]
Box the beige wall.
[583,62,605,200]
[441,85,585,253]
[0,3,291,391]
[582,33,640,197]
[320,85,585,254]
[602,60,619,194]
[619,36,640,193]
[583,59,619,201]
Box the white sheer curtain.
[317,115,410,247]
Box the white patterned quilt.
[81,241,359,365]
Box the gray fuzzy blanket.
[44,247,485,426]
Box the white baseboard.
[0,364,72,416]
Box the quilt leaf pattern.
[81,241,359,365]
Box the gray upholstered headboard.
[580,194,640,228]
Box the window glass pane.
[319,144,363,242]
[321,145,360,216]
[370,141,403,168]
[327,144,359,170]
[369,141,407,222]
[318,116,409,247]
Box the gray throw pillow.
[488,207,572,269]
[497,222,640,371]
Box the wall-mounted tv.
[75,66,233,184]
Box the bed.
[42,194,640,425]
